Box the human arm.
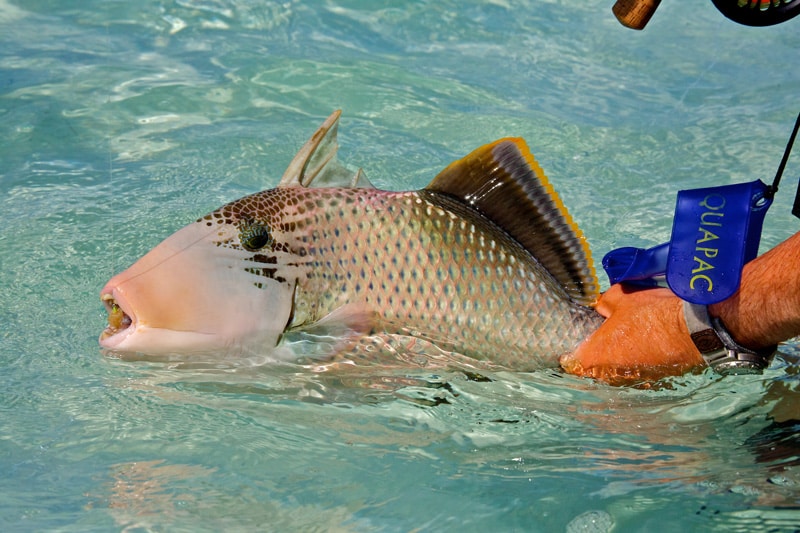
[561,231,800,383]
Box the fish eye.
[238,218,273,251]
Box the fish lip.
[99,288,135,347]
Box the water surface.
[1,0,799,531]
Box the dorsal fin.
[279,110,373,189]
[425,138,599,306]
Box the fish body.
[100,111,602,369]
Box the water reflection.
[102,339,800,513]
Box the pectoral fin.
[309,302,379,337]
[284,302,377,343]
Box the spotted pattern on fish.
[99,113,603,368]
[203,184,600,369]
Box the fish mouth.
[100,291,134,345]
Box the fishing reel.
[613,0,800,30]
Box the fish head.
[99,188,310,357]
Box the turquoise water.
[2,0,800,530]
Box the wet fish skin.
[210,185,603,369]
[100,111,603,368]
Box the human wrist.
[707,232,800,350]
[685,300,776,373]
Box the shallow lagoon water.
[2,0,800,531]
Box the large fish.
[100,111,603,369]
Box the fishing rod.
[613,0,800,30]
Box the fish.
[99,111,603,369]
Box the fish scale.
[233,186,601,369]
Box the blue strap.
[603,180,772,304]
[666,179,771,304]
[603,242,669,287]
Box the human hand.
[560,284,704,384]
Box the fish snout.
[97,222,296,356]
[99,284,135,348]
